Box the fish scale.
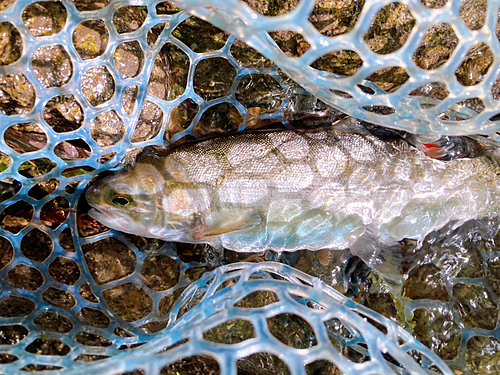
[86,128,500,259]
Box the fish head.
[86,161,207,240]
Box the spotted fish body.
[86,129,500,254]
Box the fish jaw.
[87,207,133,232]
[88,207,188,241]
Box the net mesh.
[0,0,498,374]
[175,0,500,137]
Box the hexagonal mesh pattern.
[176,0,500,136]
[0,0,498,374]
[72,262,453,374]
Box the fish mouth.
[88,207,136,232]
[88,207,117,224]
[88,208,107,223]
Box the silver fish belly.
[86,129,500,255]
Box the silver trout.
[85,128,500,271]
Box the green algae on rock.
[453,283,498,331]
[402,263,450,301]
[409,307,461,360]
[465,335,500,374]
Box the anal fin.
[350,227,403,282]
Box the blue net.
[0,0,498,374]
[175,0,500,136]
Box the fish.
[85,128,500,276]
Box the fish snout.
[85,181,104,207]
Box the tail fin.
[404,134,486,161]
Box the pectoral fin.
[193,213,261,240]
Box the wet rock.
[113,6,147,34]
[75,332,112,347]
[269,30,310,57]
[102,283,153,322]
[203,319,255,344]
[487,256,500,297]
[164,98,199,141]
[161,355,220,375]
[34,311,73,333]
[309,0,364,37]
[82,237,137,285]
[364,3,416,55]
[7,264,44,291]
[114,41,144,79]
[148,43,189,102]
[290,249,350,294]
[172,17,228,53]
[409,307,461,360]
[81,66,115,106]
[32,44,72,88]
[412,23,458,70]
[456,43,493,87]
[0,22,22,65]
[91,110,125,147]
[402,263,450,301]
[25,337,71,356]
[465,336,500,374]
[131,100,164,143]
[237,353,291,375]
[365,292,405,325]
[267,313,317,349]
[140,254,180,291]
[193,57,236,101]
[242,0,298,16]
[230,39,273,68]
[42,287,76,310]
[195,102,243,136]
[22,1,67,37]
[453,283,498,330]
[73,20,109,60]
[43,94,84,132]
[0,73,36,115]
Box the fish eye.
[112,196,132,207]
